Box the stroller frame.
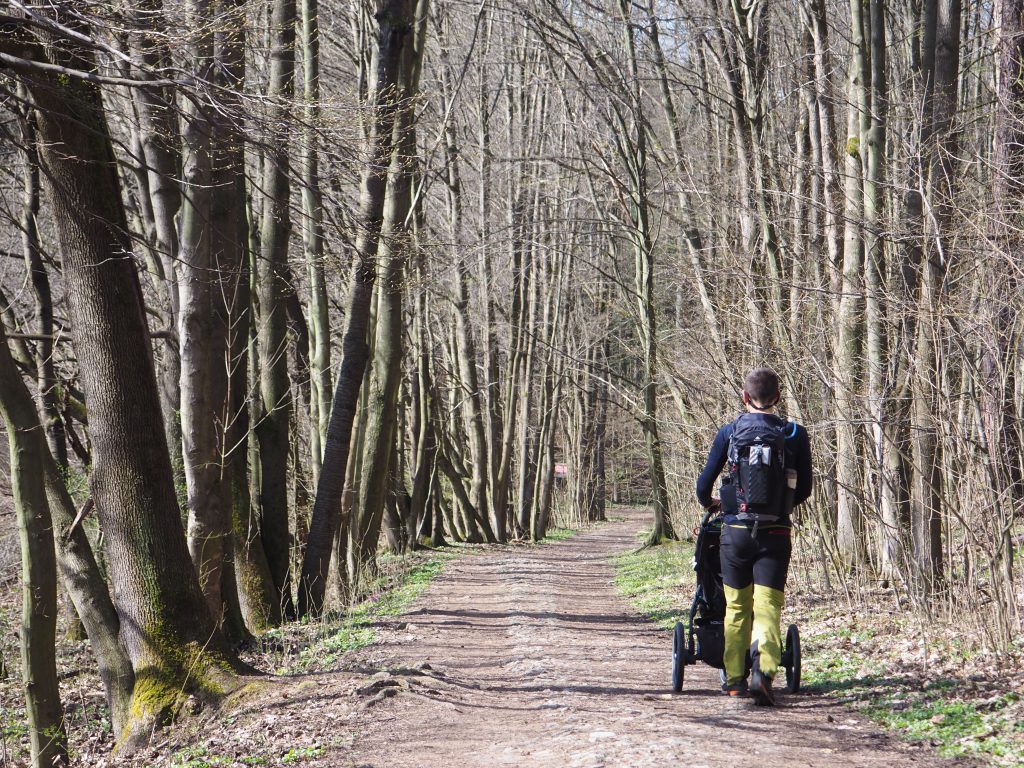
[671,507,801,694]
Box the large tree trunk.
[256,0,298,621]
[5,13,243,746]
[0,317,133,734]
[256,0,299,622]
[211,0,271,638]
[351,0,426,572]
[910,0,961,589]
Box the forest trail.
[343,510,966,768]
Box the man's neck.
[745,405,775,415]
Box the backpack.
[727,413,789,523]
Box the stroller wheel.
[784,624,801,694]
[672,622,686,693]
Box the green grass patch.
[869,696,1021,760]
[543,526,578,542]
[795,607,1024,765]
[281,745,325,763]
[612,538,1024,765]
[257,549,458,674]
[612,537,694,629]
[369,553,454,616]
[170,743,326,767]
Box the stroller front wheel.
[672,622,686,692]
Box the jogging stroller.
[670,505,802,694]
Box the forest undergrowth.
[0,526,585,766]
[613,527,1024,767]
[0,542,465,765]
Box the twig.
[65,497,94,539]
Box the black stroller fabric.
[691,512,727,669]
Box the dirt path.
[343,510,967,768]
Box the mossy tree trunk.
[0,135,134,723]
[0,9,243,748]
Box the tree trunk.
[911,0,962,588]
[18,108,67,468]
[0,318,68,767]
[256,0,298,621]
[302,0,332,490]
[982,0,1024,635]
[298,0,416,618]
[351,1,426,571]
[864,0,899,575]
[6,15,243,745]
[440,55,492,543]
[834,0,868,566]
[179,0,229,620]
[41,454,134,733]
[128,0,183,482]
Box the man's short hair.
[744,367,780,407]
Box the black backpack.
[727,413,789,523]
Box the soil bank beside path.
[345,510,972,768]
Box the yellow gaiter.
[722,583,753,684]
[752,584,785,677]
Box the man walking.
[695,368,813,705]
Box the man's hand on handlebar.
[706,497,721,511]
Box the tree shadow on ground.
[803,674,908,696]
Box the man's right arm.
[695,426,730,507]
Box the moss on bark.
[119,636,244,750]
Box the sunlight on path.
[344,511,969,768]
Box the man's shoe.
[749,667,775,706]
[722,679,748,697]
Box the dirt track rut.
[345,510,967,768]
